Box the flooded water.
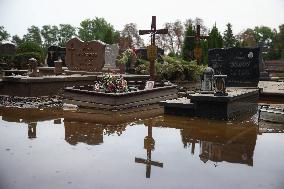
[0,107,284,189]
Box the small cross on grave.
[139,16,168,80]
[135,125,163,178]
[187,25,209,65]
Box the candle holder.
[214,75,228,96]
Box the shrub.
[14,52,42,69]
[13,42,44,69]
[0,55,14,69]
[17,41,43,54]
[135,56,205,81]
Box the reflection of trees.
[103,125,126,136]
[180,125,257,166]
[144,115,258,166]
[64,122,127,146]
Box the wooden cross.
[187,25,209,64]
[139,16,168,80]
[135,125,163,178]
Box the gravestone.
[103,44,119,71]
[65,38,106,72]
[47,46,66,67]
[0,43,16,56]
[208,47,260,87]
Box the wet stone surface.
[0,95,63,108]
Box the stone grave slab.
[65,38,106,72]
[103,44,119,71]
[208,47,260,87]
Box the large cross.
[135,125,163,178]
[187,24,209,64]
[139,16,168,80]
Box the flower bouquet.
[94,74,128,93]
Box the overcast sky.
[1,0,284,39]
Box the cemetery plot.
[208,47,260,87]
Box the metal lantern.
[201,67,214,93]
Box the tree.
[223,23,237,48]
[41,25,59,48]
[78,17,118,44]
[156,20,184,55]
[208,24,223,49]
[0,26,10,43]
[275,24,284,49]
[275,24,284,59]
[58,24,77,46]
[120,23,144,48]
[184,18,208,35]
[11,35,23,46]
[14,41,44,68]
[253,26,277,59]
[181,23,195,60]
[23,25,42,46]
[236,28,257,47]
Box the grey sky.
[1,0,284,39]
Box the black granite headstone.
[208,47,260,87]
[47,45,66,67]
[0,43,16,56]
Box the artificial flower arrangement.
[94,74,128,93]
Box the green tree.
[58,24,77,46]
[275,25,284,49]
[23,25,42,46]
[11,35,23,46]
[41,25,59,48]
[253,26,277,60]
[275,24,284,59]
[0,26,10,42]
[182,23,195,60]
[78,17,118,44]
[208,24,223,49]
[14,41,44,68]
[223,23,237,48]
[236,28,257,47]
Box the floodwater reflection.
[0,107,284,189]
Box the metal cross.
[139,16,168,80]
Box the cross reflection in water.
[135,125,163,178]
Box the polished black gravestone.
[47,46,66,67]
[188,89,259,120]
[161,89,259,120]
[208,47,260,87]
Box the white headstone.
[103,44,119,71]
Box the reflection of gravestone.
[47,46,66,67]
[102,44,119,72]
[65,38,106,72]
[208,47,260,87]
